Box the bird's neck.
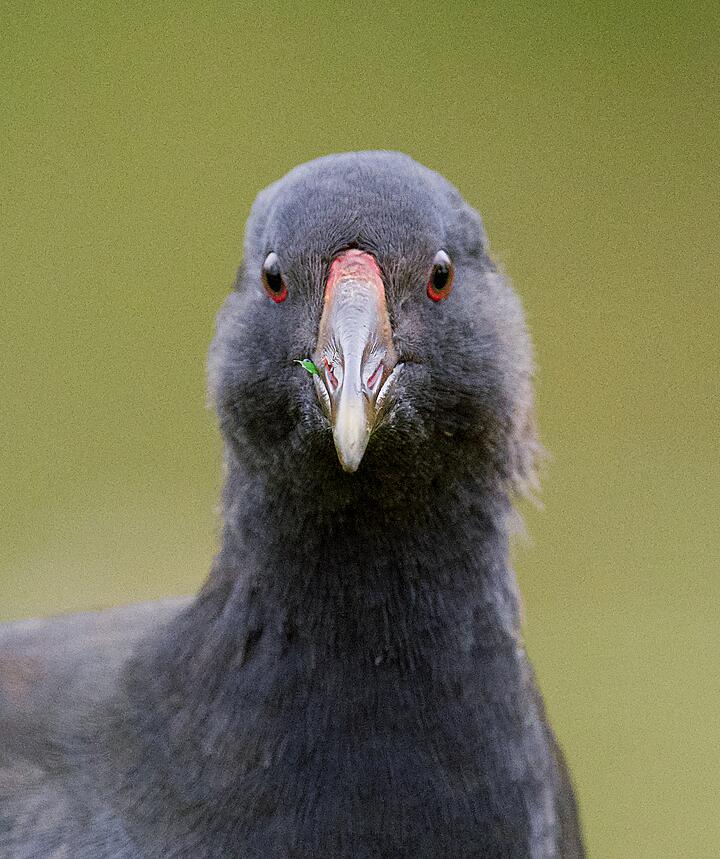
[113,466,549,856]
[120,463,531,808]
[111,461,562,858]
[128,457,524,693]
[208,463,522,659]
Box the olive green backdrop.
[2,1,718,856]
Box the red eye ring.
[262,252,288,303]
[427,250,454,302]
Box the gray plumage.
[1,152,584,857]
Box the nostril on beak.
[323,356,340,392]
[366,364,382,390]
[364,362,385,401]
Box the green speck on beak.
[295,358,319,376]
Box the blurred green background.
[2,1,718,855]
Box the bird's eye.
[427,250,454,302]
[261,252,288,303]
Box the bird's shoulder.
[0,597,190,858]
[0,597,190,722]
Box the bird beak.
[313,249,398,472]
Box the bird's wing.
[0,596,191,735]
[0,597,190,856]
[527,679,585,859]
[551,729,586,859]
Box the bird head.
[210,152,538,508]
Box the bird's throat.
[213,464,522,657]
[115,466,554,854]
[131,463,524,724]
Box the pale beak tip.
[335,439,368,473]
